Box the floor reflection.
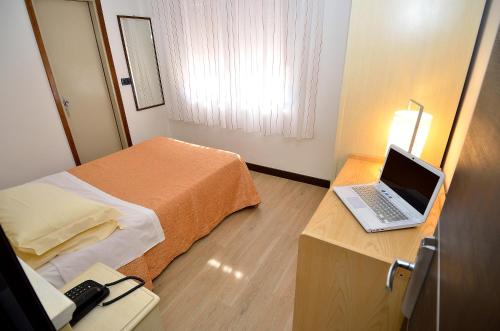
[207,258,244,280]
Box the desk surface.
[302,156,445,263]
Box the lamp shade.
[387,110,432,157]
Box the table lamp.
[387,99,432,157]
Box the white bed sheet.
[35,172,164,288]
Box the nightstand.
[59,263,163,331]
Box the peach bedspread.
[69,137,260,288]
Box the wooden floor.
[153,171,326,330]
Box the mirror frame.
[117,15,165,111]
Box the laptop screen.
[380,148,440,214]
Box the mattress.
[69,137,260,288]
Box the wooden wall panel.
[334,0,485,170]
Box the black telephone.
[64,276,145,325]
[64,280,109,325]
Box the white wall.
[443,0,500,189]
[0,0,75,189]
[100,0,170,143]
[0,0,169,189]
[167,0,351,180]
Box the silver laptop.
[333,145,444,232]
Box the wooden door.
[33,0,123,163]
[407,24,500,331]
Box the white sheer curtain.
[152,0,325,139]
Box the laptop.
[333,145,444,232]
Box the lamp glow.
[387,110,432,157]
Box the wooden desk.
[292,157,445,331]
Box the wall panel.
[335,0,485,170]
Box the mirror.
[118,16,164,111]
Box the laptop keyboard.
[352,186,408,223]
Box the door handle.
[400,236,437,318]
[385,236,437,319]
[386,259,415,291]
[62,97,70,116]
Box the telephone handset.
[64,276,145,325]
[64,280,109,325]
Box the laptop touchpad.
[347,197,366,209]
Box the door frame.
[25,0,132,165]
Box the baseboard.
[246,163,330,188]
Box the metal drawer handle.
[386,259,415,291]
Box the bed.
[36,137,260,288]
